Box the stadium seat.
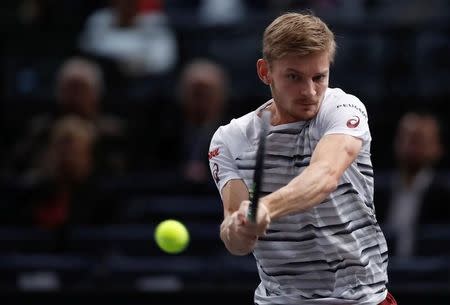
[415,30,450,98]
[0,227,58,253]
[331,30,385,101]
[122,195,223,223]
[67,223,224,256]
[0,253,94,291]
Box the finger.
[237,212,246,225]
[238,200,251,215]
[231,217,257,241]
[237,200,251,225]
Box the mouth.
[296,101,317,106]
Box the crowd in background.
[0,0,449,302]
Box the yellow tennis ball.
[154,219,190,254]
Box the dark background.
[1,0,449,304]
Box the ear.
[256,59,271,85]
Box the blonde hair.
[263,12,336,63]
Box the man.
[376,111,450,257]
[78,0,177,77]
[21,116,97,230]
[5,57,127,176]
[208,13,396,304]
[153,58,229,185]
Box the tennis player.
[208,12,396,304]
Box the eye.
[313,74,326,82]
[287,73,299,81]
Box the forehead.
[270,51,331,74]
[399,115,440,138]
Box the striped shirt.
[209,88,388,305]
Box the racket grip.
[247,186,257,222]
[247,203,256,222]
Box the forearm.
[218,180,257,255]
[263,161,338,219]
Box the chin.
[295,106,318,120]
[297,113,316,121]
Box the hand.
[242,200,271,236]
[221,200,271,255]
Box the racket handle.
[247,185,257,222]
[247,204,256,222]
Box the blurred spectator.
[151,58,229,185]
[78,0,178,77]
[198,0,246,26]
[257,0,366,23]
[375,111,450,257]
[369,0,449,25]
[16,116,115,231]
[16,0,102,30]
[3,57,128,177]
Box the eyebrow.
[286,68,329,75]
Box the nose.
[300,79,316,97]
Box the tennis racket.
[247,110,270,222]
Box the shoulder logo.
[208,148,220,160]
[346,116,360,128]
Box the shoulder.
[84,8,114,27]
[312,88,372,141]
[320,88,368,118]
[212,111,254,145]
[429,171,450,193]
[223,111,254,135]
[137,12,171,26]
[420,170,450,223]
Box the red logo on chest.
[346,116,360,128]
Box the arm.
[218,134,361,255]
[261,133,362,219]
[209,126,270,256]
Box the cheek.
[272,79,294,98]
[270,81,285,101]
[316,82,328,94]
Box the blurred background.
[0,0,449,304]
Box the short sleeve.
[208,127,243,196]
[318,93,371,142]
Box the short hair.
[56,57,104,96]
[398,109,445,146]
[263,12,336,63]
[178,58,228,100]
